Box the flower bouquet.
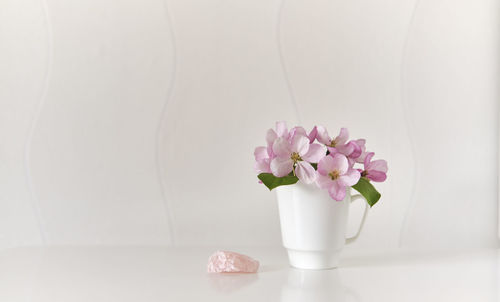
[254,121,387,206]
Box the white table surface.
[0,246,498,301]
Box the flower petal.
[364,152,375,168]
[367,171,387,182]
[289,126,307,140]
[317,155,335,175]
[272,137,291,158]
[266,129,277,147]
[291,135,310,156]
[296,161,317,184]
[354,139,367,163]
[254,146,268,161]
[327,146,339,155]
[347,157,356,168]
[331,153,349,174]
[255,158,271,173]
[334,128,349,145]
[308,126,318,143]
[338,168,361,187]
[270,157,293,177]
[316,173,333,189]
[335,141,355,157]
[267,145,275,158]
[328,181,346,201]
[368,159,388,173]
[315,125,331,145]
[302,143,327,163]
[355,138,366,148]
[347,141,362,158]
[276,121,288,138]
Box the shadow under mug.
[281,268,360,302]
[276,182,368,269]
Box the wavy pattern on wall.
[396,0,498,248]
[23,0,53,244]
[275,0,419,248]
[157,0,178,246]
[276,0,302,124]
[5,0,494,249]
[157,1,300,246]
[398,0,420,247]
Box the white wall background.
[0,0,498,251]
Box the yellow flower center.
[329,139,336,147]
[328,170,340,180]
[290,152,302,163]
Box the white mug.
[276,182,368,269]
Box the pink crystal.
[207,251,259,273]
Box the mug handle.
[345,194,369,245]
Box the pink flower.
[270,135,326,184]
[361,152,388,182]
[308,126,318,143]
[265,122,308,154]
[257,122,325,176]
[289,126,307,140]
[316,153,361,201]
[254,146,272,174]
[265,121,289,157]
[315,126,347,146]
[315,126,361,158]
[255,121,290,174]
[354,139,367,163]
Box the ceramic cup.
[276,182,368,269]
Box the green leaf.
[352,177,381,207]
[258,173,299,191]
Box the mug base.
[286,249,342,270]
